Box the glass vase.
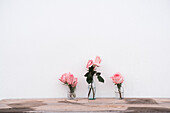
[88,81,96,100]
[115,86,124,99]
[67,90,76,100]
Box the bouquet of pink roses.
[59,72,78,94]
[111,72,124,99]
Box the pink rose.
[71,77,78,87]
[111,73,124,84]
[67,72,74,85]
[86,60,93,68]
[94,56,101,66]
[59,73,68,83]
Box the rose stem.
[88,86,92,98]
[91,83,95,99]
[118,88,122,99]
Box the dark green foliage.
[84,72,89,77]
[86,72,93,84]
[96,72,101,76]
[89,65,94,72]
[92,71,96,75]
[84,65,104,84]
[97,75,104,83]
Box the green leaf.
[97,75,104,83]
[86,72,93,84]
[96,72,101,76]
[89,65,94,72]
[86,76,92,84]
[84,72,89,77]
[91,71,96,76]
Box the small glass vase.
[67,90,76,100]
[115,86,124,99]
[88,81,96,100]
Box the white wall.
[0,0,170,100]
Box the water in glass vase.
[88,82,96,100]
[115,86,124,99]
[67,91,76,100]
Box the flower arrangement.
[59,72,78,99]
[111,72,124,99]
[84,56,104,99]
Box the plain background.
[0,0,170,100]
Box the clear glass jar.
[115,85,124,99]
[67,91,76,100]
[88,81,96,100]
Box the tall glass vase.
[88,81,96,100]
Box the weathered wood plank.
[0,98,170,112]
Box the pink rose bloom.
[59,73,68,83]
[71,77,78,87]
[94,56,101,66]
[67,72,74,85]
[111,73,124,84]
[86,60,93,68]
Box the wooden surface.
[0,98,170,112]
